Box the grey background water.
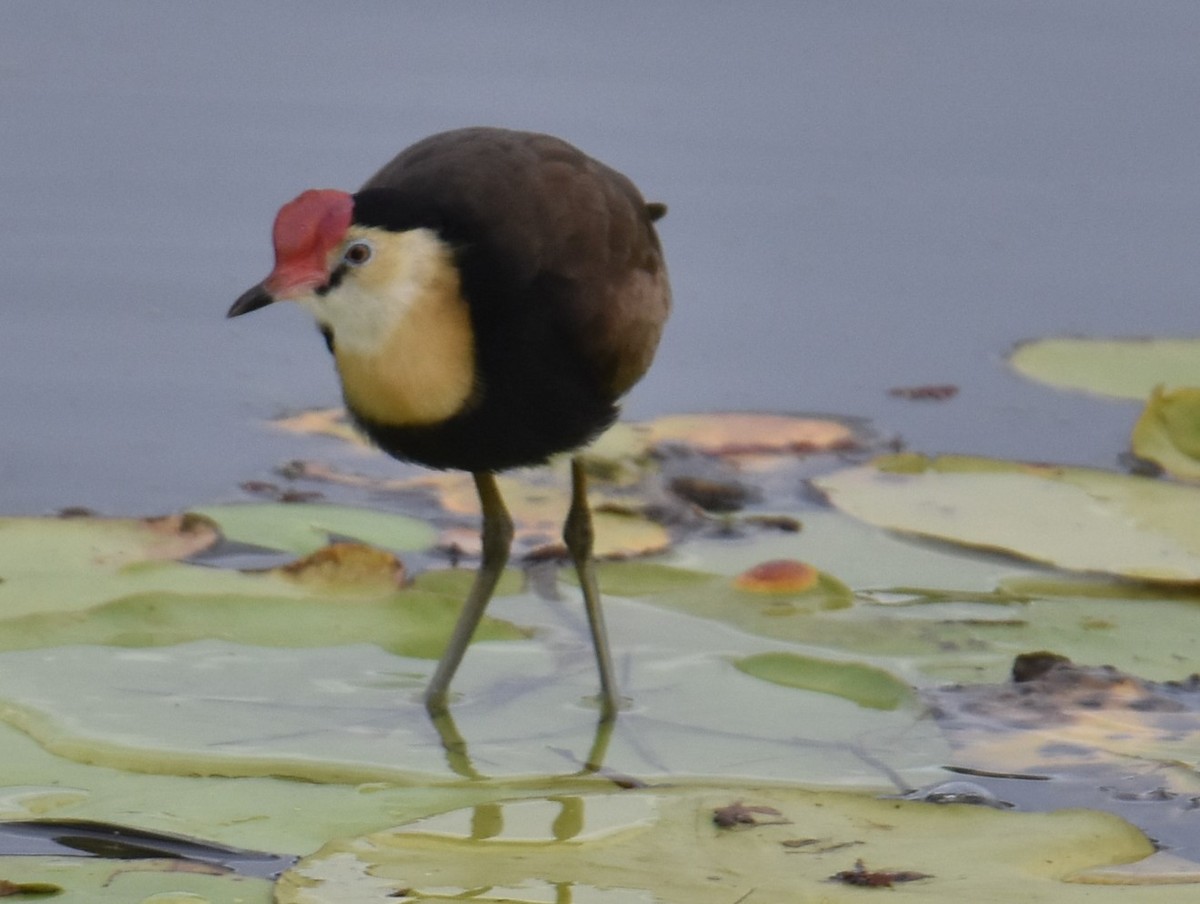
[2,2,1198,515]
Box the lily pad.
[0,855,270,902]
[0,584,524,659]
[643,411,862,455]
[190,503,436,556]
[274,785,1188,902]
[1010,337,1200,399]
[0,514,222,618]
[1131,386,1200,480]
[275,408,866,459]
[0,626,947,787]
[813,454,1200,583]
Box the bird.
[228,127,670,719]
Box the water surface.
[2,2,1198,513]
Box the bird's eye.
[342,241,373,265]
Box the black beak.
[227,283,275,318]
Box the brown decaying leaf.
[830,858,932,887]
[240,480,323,503]
[142,513,221,560]
[0,879,64,896]
[740,514,802,533]
[274,542,407,590]
[933,654,1200,733]
[888,384,959,401]
[667,476,757,513]
[712,800,791,828]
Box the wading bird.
[228,127,670,719]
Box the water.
[3,2,1199,514]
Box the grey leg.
[425,471,513,714]
[563,457,620,720]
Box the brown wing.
[360,128,670,397]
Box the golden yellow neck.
[335,296,474,427]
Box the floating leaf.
[0,579,523,660]
[1131,386,1200,480]
[0,855,269,902]
[272,542,406,591]
[814,454,1200,583]
[0,515,223,619]
[0,628,946,788]
[1010,337,1200,400]
[0,513,216,574]
[274,786,1178,902]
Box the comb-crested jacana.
[228,127,670,718]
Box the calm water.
[3,2,1199,514]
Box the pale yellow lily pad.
[644,411,861,455]
[1010,337,1200,399]
[1131,386,1200,480]
[0,854,270,902]
[813,453,1200,583]
[0,514,221,619]
[274,784,1193,902]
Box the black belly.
[349,387,618,473]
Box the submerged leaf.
[927,656,1200,773]
[735,652,913,710]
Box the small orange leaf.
[733,559,820,593]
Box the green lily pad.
[813,454,1200,583]
[1131,386,1200,480]
[0,515,223,619]
[274,785,1189,902]
[0,633,946,788]
[589,559,854,636]
[0,855,270,902]
[0,716,506,861]
[735,652,914,710]
[190,503,436,555]
[1010,337,1200,399]
[0,586,524,659]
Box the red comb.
[263,189,353,296]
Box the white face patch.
[291,224,477,427]
[295,226,456,356]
